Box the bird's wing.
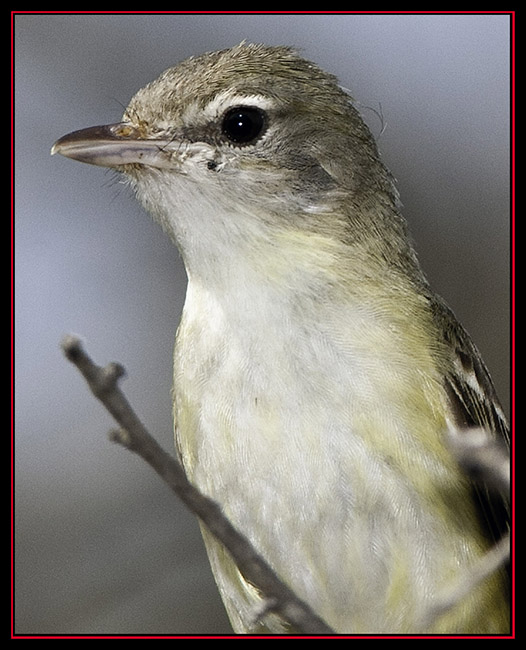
[432,296,510,544]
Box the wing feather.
[432,296,510,544]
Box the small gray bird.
[52,43,509,634]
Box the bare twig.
[413,426,511,632]
[60,334,334,635]
[417,531,510,632]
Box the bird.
[52,43,510,634]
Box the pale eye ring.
[221,106,267,145]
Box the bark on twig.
[60,334,334,635]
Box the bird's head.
[52,44,411,286]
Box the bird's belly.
[172,298,507,633]
[174,363,500,632]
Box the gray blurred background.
[14,14,511,635]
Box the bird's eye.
[221,106,267,145]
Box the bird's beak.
[51,123,175,169]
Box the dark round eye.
[221,106,267,145]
